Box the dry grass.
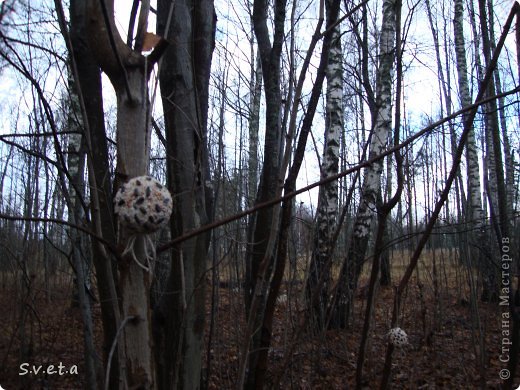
[1,247,517,389]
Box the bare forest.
[0,0,519,388]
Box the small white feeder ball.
[114,176,172,233]
[388,327,408,347]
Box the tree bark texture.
[248,1,341,387]
[69,0,121,387]
[478,1,518,384]
[331,0,397,329]
[479,0,505,303]
[453,0,491,303]
[85,0,158,387]
[155,0,215,388]
[243,0,286,387]
[248,53,262,209]
[306,0,343,330]
[66,68,102,390]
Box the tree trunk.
[241,0,286,387]
[380,129,393,287]
[249,2,341,387]
[330,0,397,329]
[66,68,102,389]
[68,0,121,387]
[84,0,163,387]
[248,51,262,209]
[305,0,343,331]
[478,0,518,384]
[155,1,215,388]
[487,2,515,225]
[453,0,490,303]
[478,0,503,303]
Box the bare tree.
[478,0,518,384]
[67,0,121,386]
[305,0,343,331]
[154,1,216,388]
[453,0,486,271]
[65,68,101,389]
[330,0,398,329]
[241,0,287,386]
[79,0,168,387]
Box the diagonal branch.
[156,85,520,254]
[380,4,520,387]
[97,0,133,100]
[133,0,150,52]
[86,0,135,99]
[127,0,140,47]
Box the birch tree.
[478,0,504,302]
[453,0,488,301]
[331,0,397,328]
[306,0,343,330]
[477,0,518,384]
[253,1,342,385]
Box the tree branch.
[156,85,520,254]
[0,212,121,260]
[86,0,135,99]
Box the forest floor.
[206,283,516,389]
[0,252,518,389]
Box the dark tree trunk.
[249,1,341,387]
[242,0,286,387]
[154,1,215,388]
[69,1,121,387]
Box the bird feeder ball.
[388,327,408,347]
[114,176,172,233]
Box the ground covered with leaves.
[0,257,518,389]
[206,283,516,389]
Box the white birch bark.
[331,0,396,328]
[306,0,342,327]
[454,0,485,229]
[487,6,515,219]
[476,0,505,301]
[454,0,492,304]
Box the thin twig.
[156,85,520,254]
[104,316,136,390]
[0,212,121,260]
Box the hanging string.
[121,234,156,273]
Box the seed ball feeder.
[387,327,408,347]
[114,175,172,233]
[114,176,172,271]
